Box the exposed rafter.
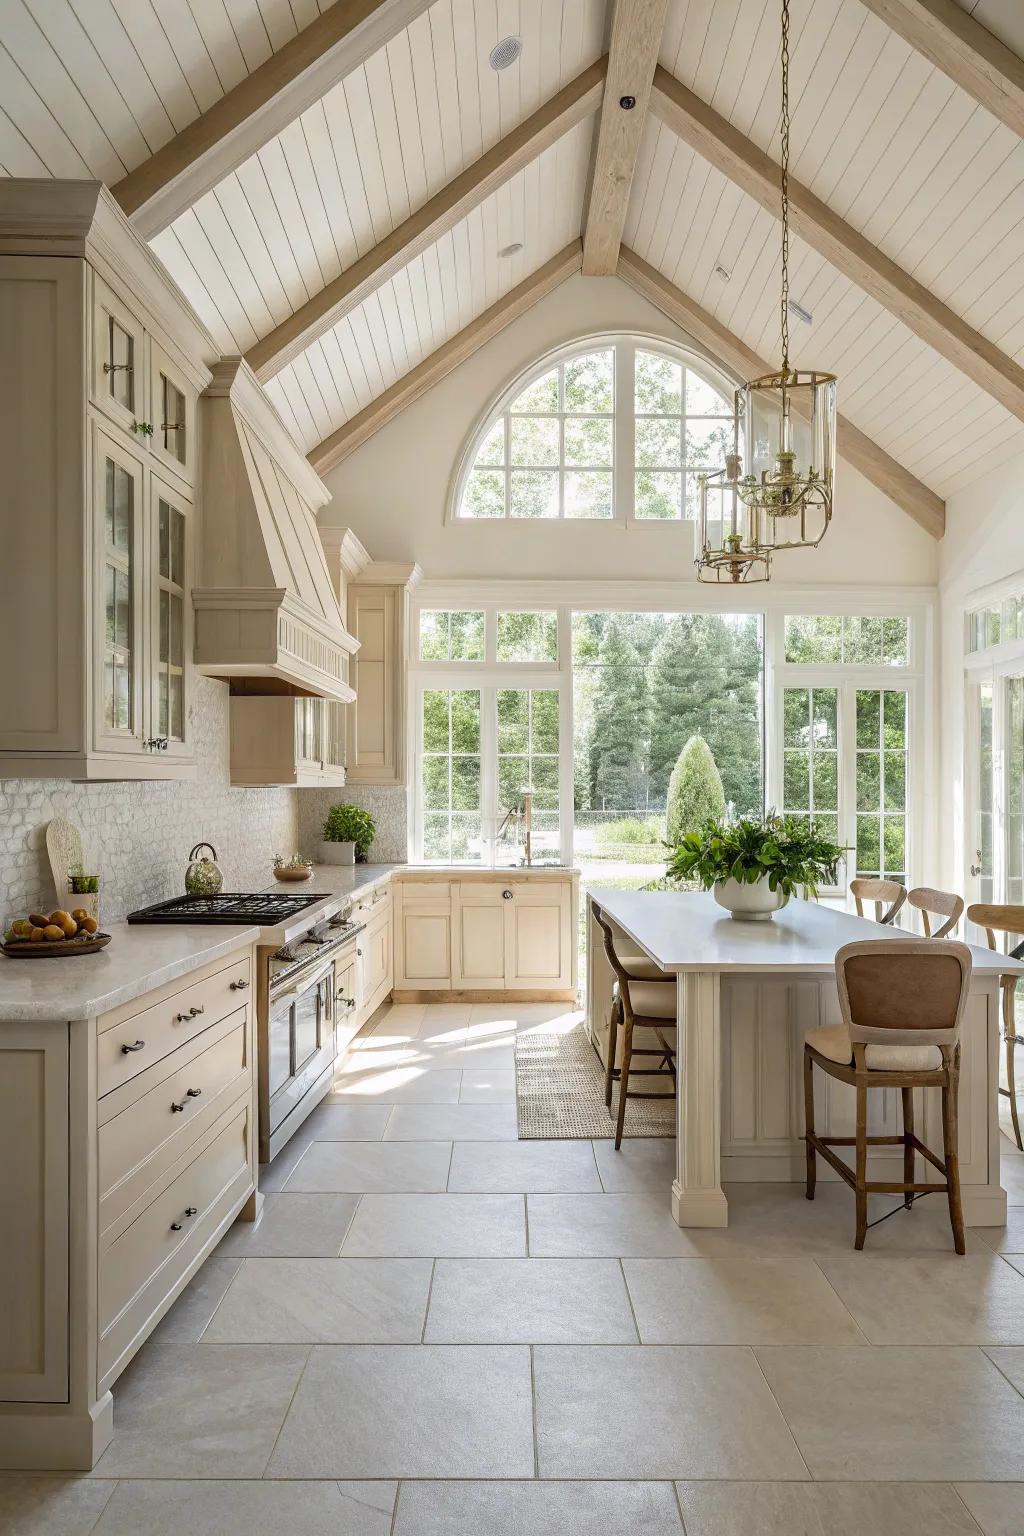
[249,60,607,382]
[308,241,584,475]
[111,0,433,240]
[617,246,945,538]
[858,0,1024,138]
[650,66,1024,426]
[582,0,669,275]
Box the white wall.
[938,447,1024,891]
[319,274,938,589]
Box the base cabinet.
[394,873,578,998]
[353,887,394,1026]
[0,944,257,1470]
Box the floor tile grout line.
[529,1344,539,1480]
[524,1193,530,1257]
[420,1258,437,1344]
[671,1478,687,1532]
[258,1343,314,1480]
[809,1257,874,1346]
[949,1482,989,1536]
[338,1193,363,1257]
[618,1256,643,1344]
[748,1344,814,1483]
[389,1480,403,1536]
[81,1475,119,1535]
[981,1343,1024,1401]
[446,1139,455,1191]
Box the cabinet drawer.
[99,1011,250,1232]
[98,1098,252,1385]
[352,885,392,922]
[98,955,252,1096]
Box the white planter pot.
[319,840,355,865]
[713,876,789,922]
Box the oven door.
[267,956,337,1135]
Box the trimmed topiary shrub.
[665,735,726,845]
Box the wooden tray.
[2,932,111,958]
[273,867,313,882]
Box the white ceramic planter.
[713,876,789,922]
[318,840,355,865]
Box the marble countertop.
[589,888,1024,977]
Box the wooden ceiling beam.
[650,65,1024,425]
[111,0,434,240]
[858,0,1024,138]
[582,0,669,275]
[309,241,584,475]
[617,246,945,538]
[249,60,606,382]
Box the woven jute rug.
[515,1022,676,1140]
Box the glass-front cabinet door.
[92,276,147,440]
[150,340,197,483]
[150,477,192,759]
[93,431,144,756]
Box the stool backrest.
[835,939,972,1049]
[907,885,965,938]
[850,877,907,925]
[591,903,636,994]
[966,903,1024,952]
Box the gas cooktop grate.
[127,893,330,924]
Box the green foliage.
[322,803,376,857]
[665,735,726,844]
[587,618,649,811]
[667,813,847,899]
[594,816,663,847]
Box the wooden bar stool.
[908,885,965,938]
[804,939,973,1253]
[592,902,677,1150]
[967,903,1024,1152]
[851,878,907,925]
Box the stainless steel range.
[262,906,364,1164]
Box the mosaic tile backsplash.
[0,677,299,923]
[299,784,409,865]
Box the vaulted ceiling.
[4,0,1024,535]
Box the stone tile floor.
[6,999,1024,1535]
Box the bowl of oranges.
[2,908,110,958]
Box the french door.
[968,669,1024,909]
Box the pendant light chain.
[779,0,791,377]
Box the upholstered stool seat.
[805,1023,942,1072]
[615,977,677,1019]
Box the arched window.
[453,336,737,522]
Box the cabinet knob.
[230,978,249,991]
[357,947,363,957]
[121,1038,146,1054]
[502,889,514,900]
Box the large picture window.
[454,337,736,522]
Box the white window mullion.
[481,686,498,866]
[617,342,634,522]
[839,683,857,888]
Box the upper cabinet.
[0,182,214,779]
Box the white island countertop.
[589,888,1024,977]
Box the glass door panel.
[292,984,321,1074]
[96,437,141,749]
[1007,676,1024,906]
[268,999,292,1098]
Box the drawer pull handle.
[175,1012,191,1023]
[170,1221,182,1231]
[186,1087,202,1098]
[337,993,355,1007]
[121,1039,146,1054]
[170,1208,197,1232]
[189,1005,205,1017]
[230,978,249,991]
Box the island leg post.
[672,969,729,1227]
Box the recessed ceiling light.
[713,263,731,282]
[498,242,523,258]
[787,298,813,324]
[489,35,522,70]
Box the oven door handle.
[269,957,335,1010]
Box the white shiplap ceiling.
[2,0,1023,509]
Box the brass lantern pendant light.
[697,0,837,584]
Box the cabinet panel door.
[93,429,145,756]
[0,1021,69,1402]
[452,883,506,990]
[91,274,147,439]
[399,909,452,987]
[346,585,403,784]
[505,882,573,990]
[149,339,197,484]
[149,475,194,762]
[359,910,392,1004]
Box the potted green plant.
[666,813,846,922]
[320,803,376,866]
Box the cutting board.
[45,817,99,920]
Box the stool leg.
[942,1065,967,1256]
[854,1080,868,1250]
[605,997,619,1111]
[901,1086,915,1210]
[803,1047,816,1201]
[614,1016,634,1151]
[1007,1034,1023,1153]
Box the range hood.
[193,358,357,701]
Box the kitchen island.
[586,890,1024,1229]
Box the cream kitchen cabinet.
[355,888,394,1025]
[0,942,258,1470]
[392,872,578,1000]
[229,694,350,787]
[0,182,214,780]
[344,562,421,786]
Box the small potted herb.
[666,813,846,921]
[320,803,376,866]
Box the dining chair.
[966,903,1024,1151]
[908,886,965,938]
[850,877,907,926]
[592,902,677,1150]
[804,938,972,1253]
